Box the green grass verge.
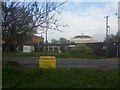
[2,64,119,88]
[3,52,101,59]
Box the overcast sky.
[39,1,118,42]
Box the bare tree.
[2,0,67,52]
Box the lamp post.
[115,1,120,57]
[114,43,118,57]
[117,44,119,57]
[117,11,119,57]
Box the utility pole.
[114,2,120,57]
[116,11,119,57]
[108,26,110,39]
[104,16,109,57]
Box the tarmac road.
[2,57,118,69]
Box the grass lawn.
[3,52,101,59]
[2,64,119,88]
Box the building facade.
[71,35,95,44]
[27,35,44,44]
[24,35,44,52]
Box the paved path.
[3,57,119,69]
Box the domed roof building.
[71,34,95,44]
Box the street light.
[113,43,119,57]
[114,1,120,57]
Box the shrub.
[69,44,95,58]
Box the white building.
[71,35,95,44]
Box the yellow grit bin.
[39,56,56,69]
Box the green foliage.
[69,44,95,58]
[59,38,68,45]
[2,64,118,88]
[51,37,68,45]
[104,31,120,43]
[51,39,59,44]
[104,34,116,43]
[2,44,96,59]
[3,51,97,59]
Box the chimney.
[82,33,84,38]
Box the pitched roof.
[27,35,44,43]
